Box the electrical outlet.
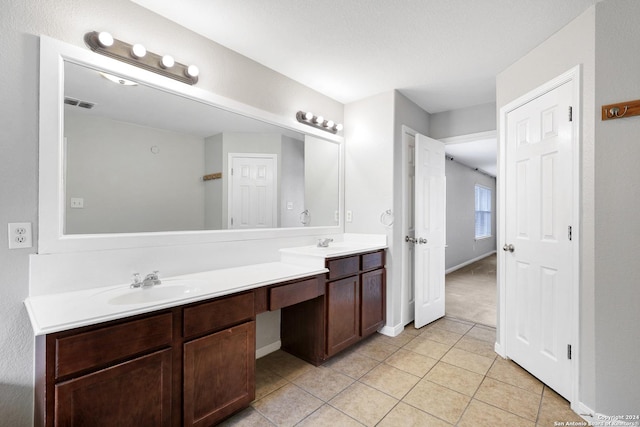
[8,222,33,249]
[346,210,353,222]
[70,197,84,208]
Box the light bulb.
[97,31,114,48]
[335,123,344,131]
[186,65,199,78]
[160,55,175,69]
[131,44,146,59]
[326,120,334,128]
[315,116,324,125]
[303,111,313,121]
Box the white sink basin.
[94,280,205,306]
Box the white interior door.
[504,80,575,399]
[414,134,446,328]
[228,154,277,229]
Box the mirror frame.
[39,35,344,254]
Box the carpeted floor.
[445,254,497,327]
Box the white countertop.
[25,262,327,336]
[25,235,387,336]
[279,234,387,268]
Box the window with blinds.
[475,185,492,239]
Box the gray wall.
[593,0,640,414]
[65,112,206,233]
[429,102,496,140]
[497,5,597,412]
[0,1,342,424]
[445,160,497,271]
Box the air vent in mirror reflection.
[64,97,95,109]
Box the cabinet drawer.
[327,255,359,280]
[183,292,254,339]
[362,251,385,271]
[269,277,323,310]
[55,313,172,379]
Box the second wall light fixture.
[84,31,199,85]
[296,111,343,134]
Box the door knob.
[405,236,416,244]
[503,244,515,253]
[418,237,428,244]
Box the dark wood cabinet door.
[361,268,386,337]
[54,349,172,427]
[183,321,256,427]
[326,276,360,356]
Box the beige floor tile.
[474,377,542,422]
[255,368,289,400]
[431,318,474,335]
[486,357,544,394]
[402,323,423,336]
[354,337,400,361]
[323,349,379,379]
[536,387,586,426]
[329,382,398,427]
[360,363,420,399]
[258,350,315,381]
[378,402,452,427]
[296,404,364,427]
[402,379,470,424]
[218,406,275,426]
[403,336,452,360]
[292,366,354,401]
[385,348,438,377]
[441,347,495,375]
[425,362,484,396]
[419,327,463,346]
[375,331,416,347]
[465,325,496,343]
[458,399,535,427]
[252,383,323,427]
[454,335,497,359]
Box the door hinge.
[567,344,572,360]
[568,106,573,122]
[231,168,234,176]
[231,217,234,226]
[568,225,573,241]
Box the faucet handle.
[130,273,141,288]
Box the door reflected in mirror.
[63,61,339,234]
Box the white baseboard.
[494,341,506,358]
[379,323,404,337]
[446,250,497,274]
[573,401,596,424]
[256,340,281,359]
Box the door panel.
[229,154,276,229]
[414,134,446,328]
[505,80,574,399]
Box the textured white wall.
[0,1,342,425]
[496,5,596,411]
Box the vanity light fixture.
[296,110,343,134]
[84,31,199,85]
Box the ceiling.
[129,0,595,175]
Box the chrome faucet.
[130,271,161,288]
[317,238,334,248]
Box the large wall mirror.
[39,36,344,253]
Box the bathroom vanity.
[29,245,385,426]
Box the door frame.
[400,125,417,327]
[496,65,581,407]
